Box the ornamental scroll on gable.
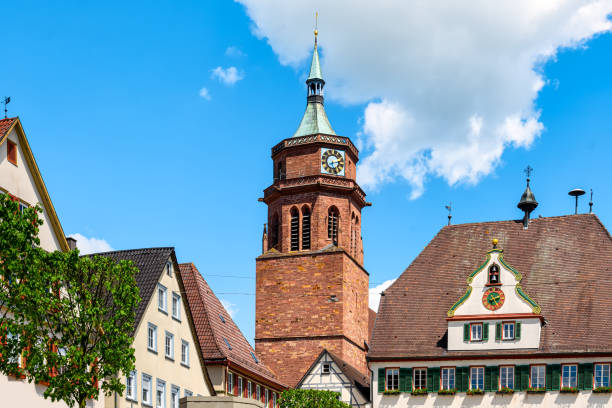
[448,240,541,318]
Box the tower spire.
[517,165,538,229]
[293,22,336,137]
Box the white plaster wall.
[448,318,540,350]
[371,358,612,408]
[0,375,105,407]
[0,129,63,252]
[453,251,533,316]
[107,259,212,408]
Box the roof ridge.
[88,247,174,256]
[443,213,597,229]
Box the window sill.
[593,386,612,393]
[158,308,168,315]
[437,389,456,395]
[496,388,514,394]
[165,356,175,362]
[181,362,190,369]
[466,389,484,396]
[126,397,138,403]
[382,390,400,395]
[485,283,502,287]
[560,387,579,394]
[172,316,182,323]
[410,389,428,396]
[147,348,158,355]
[526,387,546,393]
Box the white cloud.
[369,279,396,312]
[220,299,239,318]
[226,46,246,58]
[199,87,211,100]
[211,66,245,85]
[68,233,112,255]
[237,0,612,197]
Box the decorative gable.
[447,239,542,351]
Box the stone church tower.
[255,30,370,387]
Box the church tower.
[255,30,370,387]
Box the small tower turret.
[517,166,538,229]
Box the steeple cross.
[524,165,533,179]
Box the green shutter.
[495,323,502,340]
[378,368,386,393]
[579,363,593,390]
[431,367,440,392]
[551,364,561,391]
[519,365,529,391]
[427,369,433,391]
[458,367,469,392]
[463,324,470,342]
[483,323,489,341]
[546,365,553,391]
[491,366,499,391]
[485,366,494,392]
[399,368,410,392]
[515,322,521,340]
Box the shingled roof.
[0,117,17,139]
[369,214,612,360]
[90,247,175,333]
[179,263,286,389]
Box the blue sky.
[2,1,611,344]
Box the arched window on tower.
[350,213,356,256]
[277,161,285,181]
[301,206,311,250]
[328,207,339,245]
[270,213,280,249]
[290,207,299,251]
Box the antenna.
[589,189,593,214]
[445,203,452,226]
[568,188,585,215]
[2,97,10,119]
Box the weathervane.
[589,189,594,214]
[445,203,452,226]
[2,97,10,119]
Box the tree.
[278,389,351,408]
[0,194,141,408]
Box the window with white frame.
[165,332,174,359]
[158,284,167,312]
[170,385,180,408]
[248,381,253,399]
[441,367,455,390]
[6,332,21,365]
[148,323,157,352]
[181,340,189,366]
[184,390,193,397]
[57,346,67,374]
[142,374,152,406]
[127,370,137,401]
[500,366,514,389]
[166,260,173,277]
[257,385,261,401]
[595,364,610,388]
[238,377,243,397]
[156,379,166,408]
[227,372,234,395]
[502,322,515,340]
[273,392,277,407]
[385,368,399,390]
[562,364,577,388]
[322,363,331,374]
[172,293,181,320]
[471,323,483,341]
[265,389,269,405]
[531,365,545,388]
[470,367,484,390]
[413,368,427,390]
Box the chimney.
[66,236,77,251]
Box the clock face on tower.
[321,148,346,176]
[482,287,505,311]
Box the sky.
[1,1,611,344]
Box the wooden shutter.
[463,324,469,341]
[491,366,499,391]
[515,322,521,340]
[7,140,17,165]
[550,364,561,390]
[519,365,530,391]
[457,367,469,392]
[579,363,593,390]
[483,323,489,341]
[430,367,440,392]
[426,368,433,391]
[495,323,501,340]
[378,368,385,392]
[399,368,410,392]
[485,366,495,392]
[545,365,553,390]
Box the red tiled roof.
[0,117,17,139]
[369,214,612,360]
[180,263,286,389]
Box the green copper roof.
[293,101,336,137]
[307,42,323,81]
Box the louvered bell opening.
[302,210,311,250]
[328,209,339,244]
[290,210,299,251]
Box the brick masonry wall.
[255,251,368,387]
[272,144,358,181]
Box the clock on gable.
[321,148,345,176]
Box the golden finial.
[492,238,499,248]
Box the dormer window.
[488,264,500,284]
